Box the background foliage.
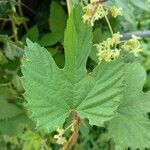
[0,0,150,149]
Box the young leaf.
[21,5,124,131]
[108,63,150,149]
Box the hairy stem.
[62,111,80,150]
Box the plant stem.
[10,2,18,41]
[101,5,114,36]
[17,0,28,31]
[66,0,72,16]
[9,16,18,41]
[62,111,80,150]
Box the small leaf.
[49,1,67,36]
[0,50,8,64]
[39,32,60,46]
[108,63,150,149]
[39,1,67,46]
[11,13,28,25]
[4,41,24,60]
[22,25,39,43]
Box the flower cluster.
[96,33,142,62]
[95,32,122,62]
[82,0,122,26]
[109,6,123,18]
[122,35,141,56]
[54,128,67,145]
[53,120,77,145]
[82,2,106,26]
[97,49,120,62]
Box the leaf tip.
[26,38,33,47]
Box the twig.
[122,30,150,40]
[9,15,18,41]
[17,0,28,31]
[20,2,36,14]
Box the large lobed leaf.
[21,5,124,131]
[108,63,150,149]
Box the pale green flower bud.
[82,2,107,26]
[54,128,67,145]
[110,6,123,18]
[122,35,141,56]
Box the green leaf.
[0,114,29,135]
[4,41,24,60]
[108,63,150,149]
[11,13,28,26]
[49,1,67,36]
[21,5,124,131]
[0,35,24,60]
[39,1,67,46]
[0,50,8,65]
[0,0,13,18]
[0,87,30,135]
[110,0,135,24]
[38,32,60,46]
[53,51,65,69]
[22,25,39,43]
[22,39,69,131]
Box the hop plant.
[122,35,141,56]
[95,32,122,62]
[54,128,67,145]
[96,33,142,62]
[97,49,120,62]
[82,0,123,26]
[82,1,106,26]
[110,6,123,18]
